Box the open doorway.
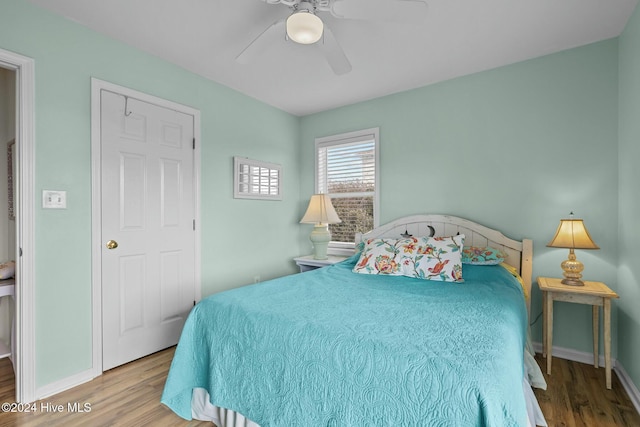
[0,67,17,365]
[0,48,35,403]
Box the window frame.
[314,127,380,254]
[233,156,283,201]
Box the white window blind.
[234,157,282,200]
[315,128,379,247]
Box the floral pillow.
[353,235,465,282]
[410,235,465,282]
[461,246,505,265]
[352,237,417,276]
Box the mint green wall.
[1,1,301,388]
[618,5,640,390]
[300,40,620,357]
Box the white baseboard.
[35,368,97,400]
[614,360,640,416]
[532,341,606,366]
[532,341,640,415]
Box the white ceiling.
[28,0,638,116]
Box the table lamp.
[300,194,341,260]
[547,212,599,286]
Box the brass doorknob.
[106,240,118,250]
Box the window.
[234,157,282,200]
[315,128,379,250]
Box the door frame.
[0,48,36,403]
[90,78,201,376]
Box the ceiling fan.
[236,0,429,75]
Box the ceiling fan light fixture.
[286,10,323,44]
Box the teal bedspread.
[162,255,529,426]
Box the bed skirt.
[192,388,259,427]
[191,380,547,427]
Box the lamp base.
[309,224,331,260]
[561,278,585,286]
[560,248,585,286]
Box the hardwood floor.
[533,353,640,426]
[0,348,638,426]
[0,348,210,427]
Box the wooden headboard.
[355,214,533,316]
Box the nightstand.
[294,255,348,273]
[538,276,619,389]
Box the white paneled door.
[100,90,196,370]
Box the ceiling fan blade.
[332,0,428,23]
[236,19,286,64]
[318,25,352,75]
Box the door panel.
[120,153,146,230]
[119,255,145,333]
[101,90,195,370]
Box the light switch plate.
[42,190,67,209]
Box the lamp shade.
[286,10,323,44]
[547,218,599,249]
[300,194,341,225]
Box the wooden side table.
[538,276,619,389]
[294,255,348,273]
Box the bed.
[162,214,547,426]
